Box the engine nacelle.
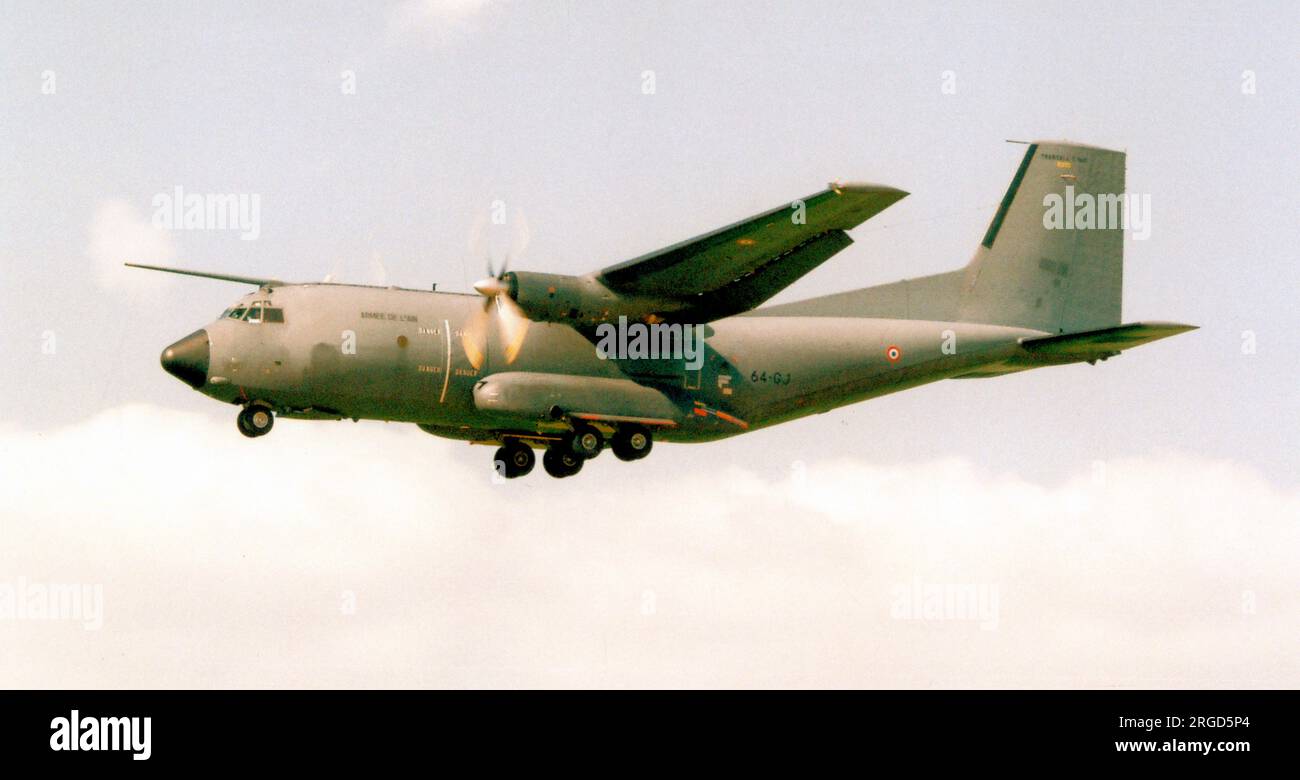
[506,271,670,325]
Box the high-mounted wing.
[594,183,907,322]
[486,183,909,331]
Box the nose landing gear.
[237,404,275,438]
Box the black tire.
[494,442,535,479]
[238,405,274,438]
[542,448,584,478]
[611,425,652,461]
[568,423,604,459]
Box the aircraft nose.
[160,329,210,388]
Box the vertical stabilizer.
[958,142,1126,334]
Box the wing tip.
[830,181,909,197]
[1133,320,1199,334]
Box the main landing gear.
[491,424,654,479]
[610,425,652,461]
[493,440,536,479]
[237,404,274,438]
[544,423,604,478]
[542,448,584,478]
[568,423,604,459]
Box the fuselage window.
[263,307,284,323]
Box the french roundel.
[885,345,902,362]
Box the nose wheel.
[237,405,275,438]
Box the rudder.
[958,142,1126,334]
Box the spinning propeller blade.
[462,207,533,369]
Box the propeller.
[462,209,532,369]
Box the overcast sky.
[1,0,1296,687]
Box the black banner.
[0,690,1287,768]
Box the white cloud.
[387,0,493,45]
[85,200,178,293]
[1,404,1297,688]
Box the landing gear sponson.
[493,423,653,479]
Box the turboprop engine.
[501,271,679,326]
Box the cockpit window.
[223,300,281,323]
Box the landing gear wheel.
[493,442,535,479]
[237,405,274,438]
[543,448,584,478]
[568,423,604,459]
[611,425,652,461]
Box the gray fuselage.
[187,283,1045,444]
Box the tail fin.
[958,141,1126,334]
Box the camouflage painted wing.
[594,183,907,322]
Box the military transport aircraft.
[131,141,1193,479]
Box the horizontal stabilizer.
[1020,321,1197,357]
[953,321,1196,378]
